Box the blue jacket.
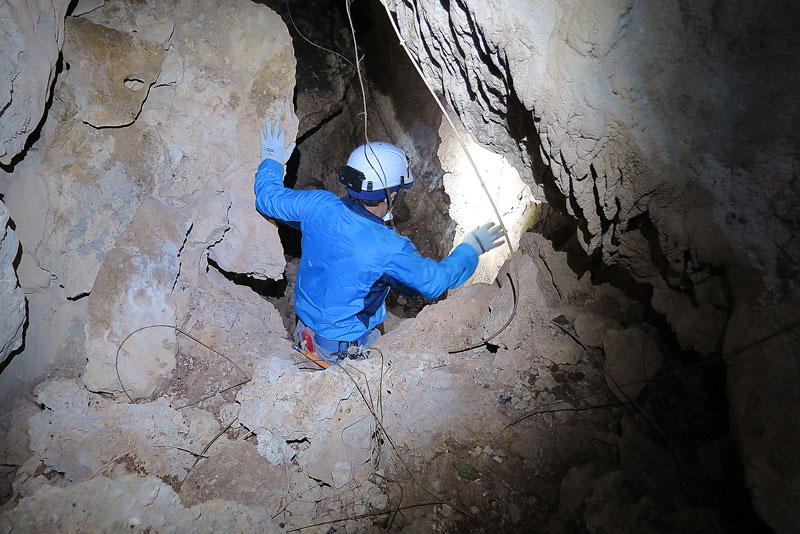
[254,158,478,341]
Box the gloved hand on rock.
[260,120,296,166]
[463,222,504,255]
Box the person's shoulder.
[301,188,340,205]
[374,228,415,255]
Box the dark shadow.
[207,257,287,298]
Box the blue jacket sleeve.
[384,240,479,299]
[254,158,332,223]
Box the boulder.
[82,198,190,398]
[28,378,220,484]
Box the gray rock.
[573,313,620,349]
[82,198,190,398]
[0,200,25,365]
[380,4,800,527]
[0,0,70,164]
[8,0,294,299]
[0,474,281,532]
[29,378,220,484]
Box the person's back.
[254,121,504,363]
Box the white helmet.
[338,142,413,200]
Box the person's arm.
[384,222,505,299]
[254,120,330,224]
[254,158,330,223]
[385,239,479,299]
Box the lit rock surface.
[438,121,535,284]
[62,16,168,128]
[237,356,374,488]
[8,0,294,299]
[28,378,220,484]
[2,0,296,401]
[82,198,190,398]
[0,474,280,533]
[0,200,25,365]
[0,0,70,165]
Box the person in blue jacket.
[255,121,504,363]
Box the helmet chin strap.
[383,188,396,226]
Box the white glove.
[463,222,504,255]
[260,120,296,165]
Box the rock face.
[0,474,281,533]
[0,0,70,165]
[1,0,296,402]
[63,16,168,128]
[603,327,664,402]
[29,378,220,483]
[7,0,295,300]
[438,121,535,283]
[82,198,190,398]
[0,200,25,365]
[381,1,800,530]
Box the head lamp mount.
[338,165,365,192]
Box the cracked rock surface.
[0,201,25,365]
[1,0,296,402]
[28,378,220,484]
[0,474,281,533]
[0,0,71,165]
[82,198,191,398]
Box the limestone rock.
[725,299,800,534]
[29,378,220,484]
[0,0,70,165]
[375,282,501,355]
[237,355,377,487]
[32,118,162,298]
[176,265,288,361]
[62,16,169,128]
[0,200,25,365]
[180,440,285,509]
[573,313,620,349]
[439,121,536,285]
[82,198,190,398]
[602,328,663,402]
[70,0,105,17]
[9,0,295,299]
[208,202,285,280]
[0,474,281,532]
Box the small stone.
[453,462,480,481]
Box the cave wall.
[0,0,297,400]
[0,201,25,365]
[0,0,71,166]
[380,0,800,530]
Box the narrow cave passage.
[0,1,795,533]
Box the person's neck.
[366,202,389,218]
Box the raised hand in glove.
[463,222,504,255]
[260,120,296,165]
